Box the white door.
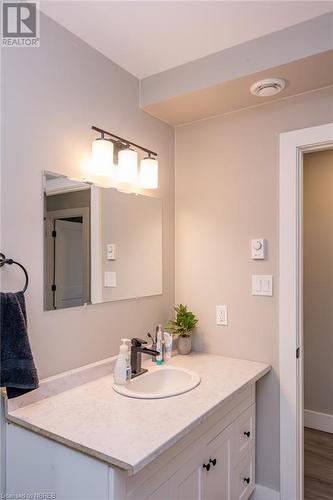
[55,219,84,309]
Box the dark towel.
[0,291,38,398]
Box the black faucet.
[131,338,159,378]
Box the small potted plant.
[166,304,198,355]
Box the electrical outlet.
[104,271,117,288]
[216,305,228,326]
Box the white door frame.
[279,122,333,500]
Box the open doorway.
[45,209,90,309]
[303,149,333,499]
[279,123,333,500]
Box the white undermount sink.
[112,366,201,399]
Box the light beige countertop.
[5,353,270,475]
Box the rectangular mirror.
[43,172,162,310]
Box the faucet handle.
[131,338,148,347]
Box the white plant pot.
[177,336,192,355]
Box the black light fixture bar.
[92,125,157,157]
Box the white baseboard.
[304,409,333,434]
[251,484,280,500]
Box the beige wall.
[175,87,333,491]
[1,13,175,378]
[304,149,333,416]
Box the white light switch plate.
[252,275,273,296]
[104,271,117,287]
[106,243,116,260]
[216,305,228,326]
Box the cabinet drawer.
[232,404,255,462]
[231,449,255,500]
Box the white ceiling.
[40,1,333,79]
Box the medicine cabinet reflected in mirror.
[43,171,163,311]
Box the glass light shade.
[91,138,113,176]
[140,157,158,189]
[117,148,138,183]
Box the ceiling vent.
[250,78,286,97]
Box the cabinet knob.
[209,458,217,467]
[243,431,251,438]
[243,477,250,484]
[203,462,211,472]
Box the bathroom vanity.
[4,353,270,500]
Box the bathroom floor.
[304,427,333,500]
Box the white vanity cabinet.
[6,384,256,500]
[110,384,256,500]
[6,354,270,500]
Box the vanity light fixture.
[91,135,114,176]
[91,125,159,188]
[118,147,138,184]
[140,154,159,189]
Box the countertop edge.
[6,413,133,472]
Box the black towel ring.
[0,253,29,293]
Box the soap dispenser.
[156,325,164,365]
[114,338,131,385]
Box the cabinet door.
[146,480,169,500]
[203,429,231,500]
[169,454,203,500]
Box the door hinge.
[296,347,300,359]
[51,284,56,292]
[52,230,57,238]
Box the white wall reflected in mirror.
[43,171,162,311]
